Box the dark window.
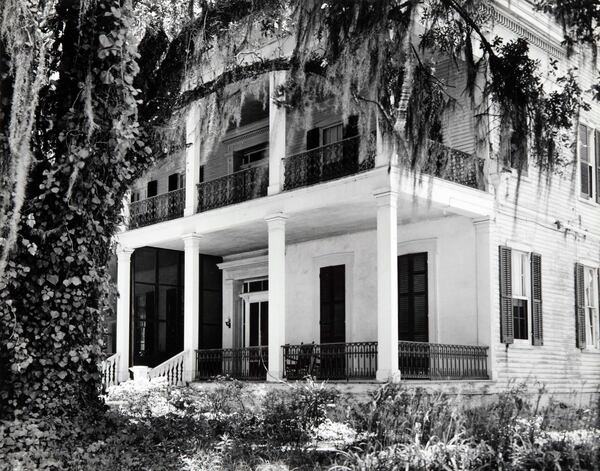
[512,299,528,340]
[398,253,428,342]
[199,165,205,183]
[132,248,184,367]
[131,191,140,202]
[147,180,158,198]
[168,173,180,192]
[199,255,223,350]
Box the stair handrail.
[101,352,120,390]
[149,350,186,386]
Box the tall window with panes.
[511,251,530,340]
[575,263,600,349]
[579,124,600,202]
[499,246,543,345]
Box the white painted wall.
[282,215,479,347]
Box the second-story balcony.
[283,135,375,190]
[422,140,484,190]
[126,136,486,230]
[197,163,269,212]
[128,188,185,229]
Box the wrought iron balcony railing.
[422,140,484,190]
[398,341,488,380]
[283,135,375,191]
[196,346,268,381]
[197,164,269,212]
[283,341,378,381]
[128,188,185,229]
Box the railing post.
[374,187,401,382]
[268,71,287,196]
[265,213,288,381]
[116,247,134,383]
[183,233,202,382]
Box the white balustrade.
[148,351,187,386]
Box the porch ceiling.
[143,198,448,256]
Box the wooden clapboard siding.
[435,59,476,155]
[483,4,600,395]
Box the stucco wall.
[282,215,479,347]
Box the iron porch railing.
[197,164,269,212]
[196,346,268,381]
[422,140,484,190]
[283,135,375,191]
[128,188,185,229]
[398,341,488,380]
[283,342,378,381]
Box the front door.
[241,292,268,378]
[320,265,346,379]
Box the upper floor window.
[168,173,184,192]
[147,180,158,198]
[579,124,600,203]
[236,143,268,170]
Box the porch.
[194,341,489,382]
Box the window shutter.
[499,246,514,344]
[595,130,600,204]
[306,128,320,150]
[574,263,586,349]
[530,253,543,346]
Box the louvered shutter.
[596,130,600,204]
[530,253,543,346]
[499,246,514,344]
[574,263,586,349]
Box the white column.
[374,189,400,382]
[116,247,134,382]
[184,103,200,216]
[268,71,287,195]
[183,233,202,381]
[265,213,288,380]
[474,217,496,380]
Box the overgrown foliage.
[1,379,598,470]
[0,0,151,417]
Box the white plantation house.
[103,0,599,397]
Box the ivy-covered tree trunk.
[0,0,149,419]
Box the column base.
[376,369,401,383]
[267,185,280,196]
[183,207,195,217]
[266,370,284,382]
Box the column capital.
[265,212,288,226]
[182,233,203,247]
[373,187,399,206]
[473,216,494,227]
[116,246,135,260]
